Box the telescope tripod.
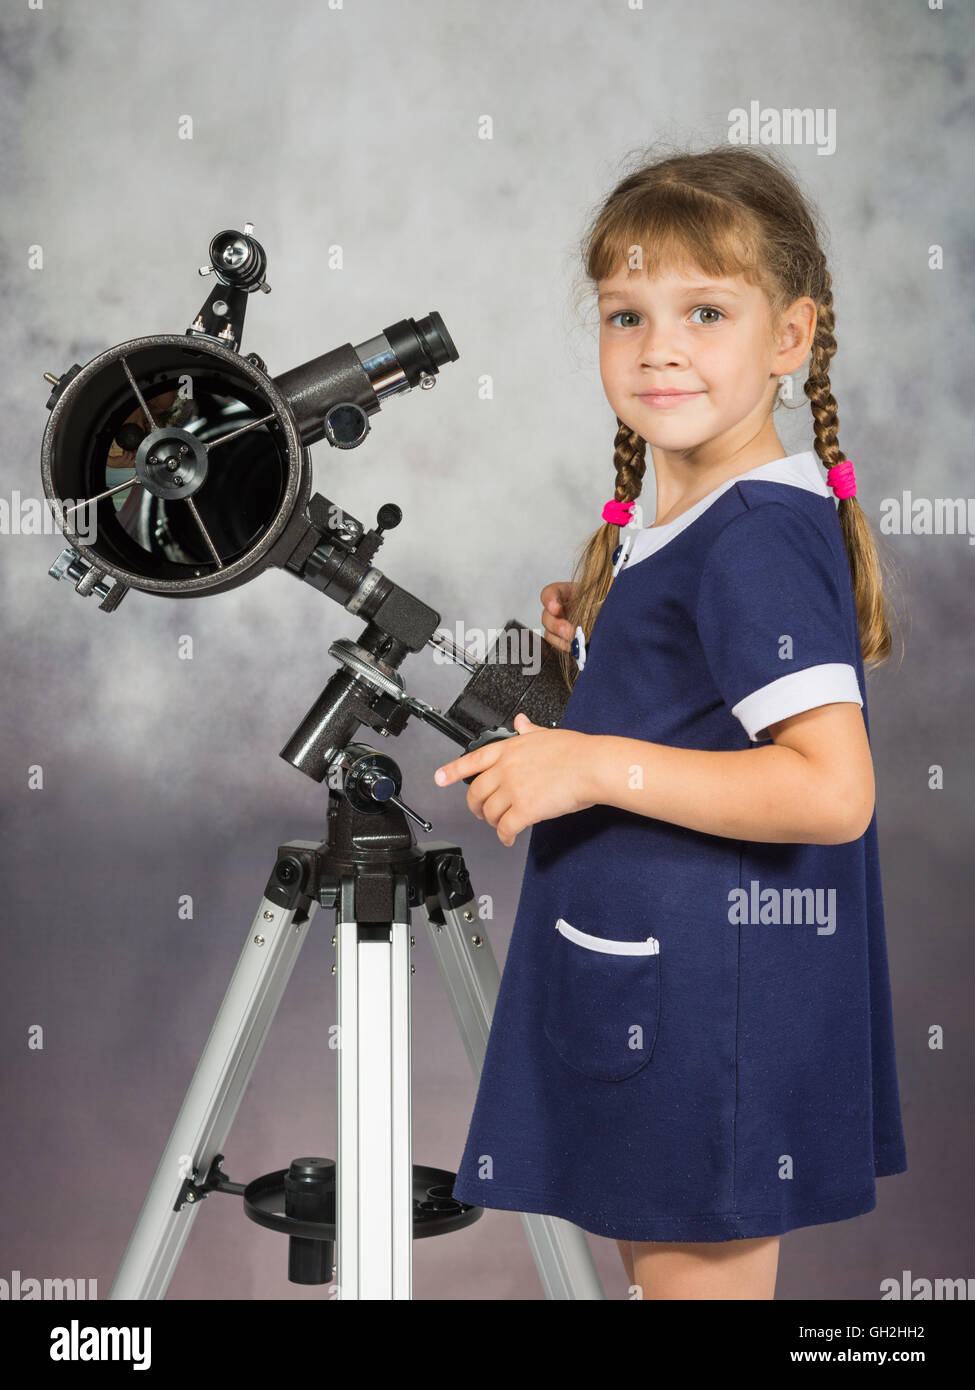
[108,768,605,1300]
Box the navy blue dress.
[450,451,908,1242]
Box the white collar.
[621,450,829,568]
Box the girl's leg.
[616,1238,636,1290]
[628,1235,781,1300]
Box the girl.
[435,145,908,1300]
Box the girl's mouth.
[637,391,703,408]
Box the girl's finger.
[435,739,498,786]
[435,760,468,785]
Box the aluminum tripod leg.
[109,885,317,1299]
[423,884,605,1300]
[334,911,412,1300]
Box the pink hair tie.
[602,498,636,525]
[827,460,857,499]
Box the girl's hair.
[559,142,902,694]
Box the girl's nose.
[639,337,687,367]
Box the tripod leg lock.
[173,1153,245,1213]
[263,846,318,917]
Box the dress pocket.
[542,917,661,1082]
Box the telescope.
[36,226,603,1301]
[39,222,570,778]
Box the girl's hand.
[540,580,577,651]
[433,712,595,847]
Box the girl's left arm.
[587,701,875,846]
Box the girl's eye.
[607,310,641,328]
[605,306,725,327]
[690,305,724,325]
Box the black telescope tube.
[273,343,377,447]
[273,313,458,448]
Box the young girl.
[435,145,908,1300]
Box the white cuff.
[731,663,863,742]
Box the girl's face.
[596,265,805,454]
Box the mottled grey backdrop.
[2,0,972,1301]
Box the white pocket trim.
[555,918,659,955]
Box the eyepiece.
[381,312,459,388]
[413,311,459,368]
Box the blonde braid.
[556,419,648,692]
[805,274,893,668]
[611,416,648,506]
